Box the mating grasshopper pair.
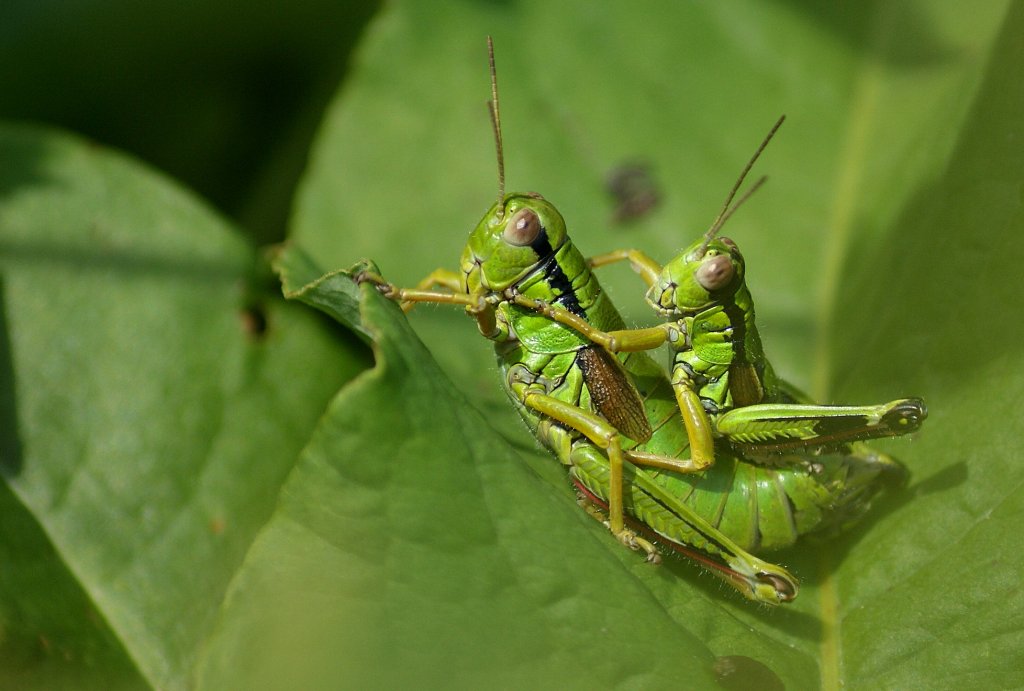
[352,39,925,604]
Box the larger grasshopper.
[526,117,926,471]
[354,39,910,605]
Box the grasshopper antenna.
[487,36,506,220]
[696,114,785,256]
[717,175,768,229]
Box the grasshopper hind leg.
[572,449,800,605]
[576,490,662,564]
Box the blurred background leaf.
[0,0,379,245]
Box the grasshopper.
[353,39,910,604]
[526,117,926,471]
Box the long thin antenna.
[696,114,785,256]
[716,175,767,230]
[487,36,506,220]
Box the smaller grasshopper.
[522,116,926,471]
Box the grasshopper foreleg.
[586,248,664,288]
[354,270,500,339]
[508,293,671,353]
[398,268,462,312]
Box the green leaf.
[272,244,373,342]
[233,1,1019,688]
[0,124,368,689]
[0,482,144,689]
[197,255,728,688]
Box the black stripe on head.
[722,300,747,360]
[528,226,554,258]
[529,228,585,317]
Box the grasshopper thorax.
[461,192,569,293]
[645,236,745,316]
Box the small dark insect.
[606,161,660,223]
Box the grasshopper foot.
[879,397,927,435]
[615,528,662,564]
[353,270,400,300]
[577,494,662,564]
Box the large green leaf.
[0,125,368,689]
[200,0,1020,688]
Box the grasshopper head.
[461,193,568,293]
[645,236,746,316]
[644,116,784,317]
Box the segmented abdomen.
[572,442,886,554]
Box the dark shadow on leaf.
[775,0,959,66]
[749,480,919,630]
[0,278,22,478]
[909,461,968,498]
[0,238,247,283]
[0,124,52,203]
[713,654,786,691]
[813,456,968,548]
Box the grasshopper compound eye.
[695,253,734,291]
[503,208,542,246]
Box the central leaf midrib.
[814,6,901,689]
